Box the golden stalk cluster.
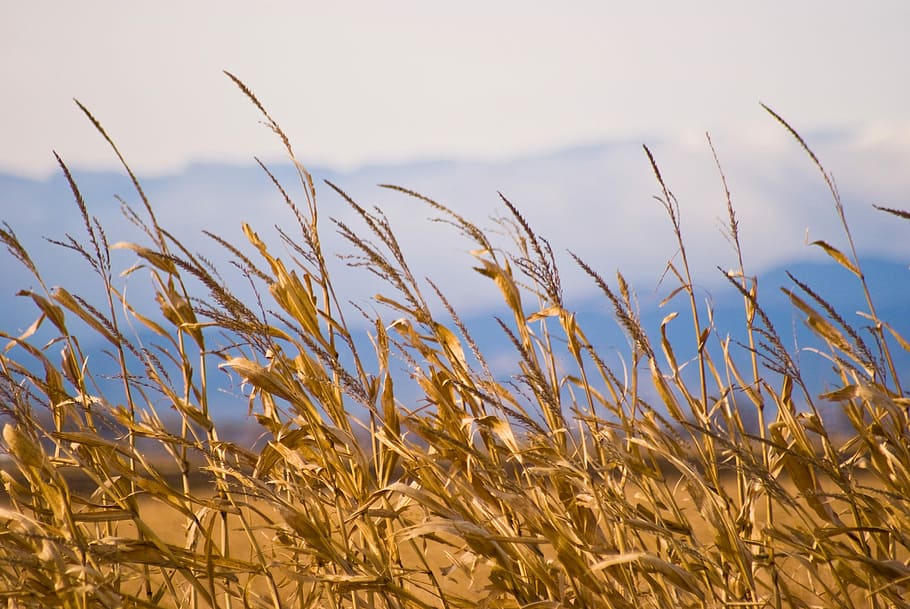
[1,75,908,608]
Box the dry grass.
[2,74,910,608]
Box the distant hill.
[2,138,908,431]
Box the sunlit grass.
[1,73,909,608]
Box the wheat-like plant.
[1,74,908,608]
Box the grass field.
[2,75,910,608]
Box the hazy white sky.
[3,1,909,177]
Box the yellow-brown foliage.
[1,75,909,608]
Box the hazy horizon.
[3,128,908,324]
[3,3,908,353]
[3,2,909,178]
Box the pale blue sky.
[3,1,909,176]
[3,1,909,310]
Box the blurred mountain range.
[2,134,908,432]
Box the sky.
[2,1,909,322]
[2,2,910,419]
[3,2,910,177]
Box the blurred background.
[2,1,909,426]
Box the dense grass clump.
[2,75,910,608]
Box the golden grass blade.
[810,240,862,278]
[50,287,119,345]
[590,552,704,600]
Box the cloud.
[2,126,908,338]
[4,3,909,178]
